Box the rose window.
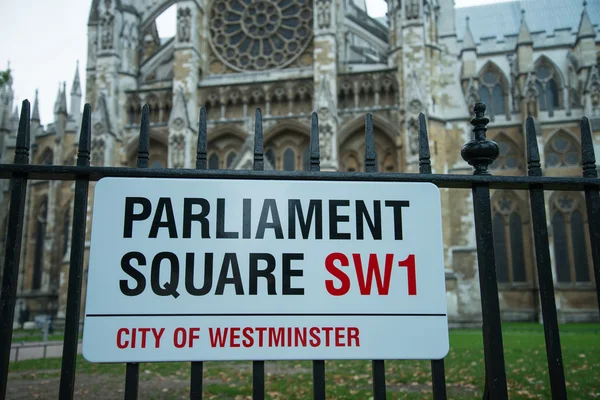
[209,0,313,71]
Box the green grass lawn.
[8,323,600,399]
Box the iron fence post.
[124,105,151,400]
[580,117,600,314]
[419,113,448,400]
[190,106,208,400]
[0,101,31,399]
[309,112,326,400]
[252,109,265,400]
[58,104,92,400]
[461,102,508,399]
[525,116,567,399]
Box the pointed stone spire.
[577,1,595,39]
[32,89,41,122]
[61,81,68,111]
[54,82,63,114]
[517,9,532,45]
[70,62,82,121]
[71,61,82,97]
[462,16,476,52]
[5,60,12,86]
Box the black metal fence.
[0,100,598,400]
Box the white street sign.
[82,178,448,362]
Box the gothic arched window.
[478,65,507,119]
[208,153,219,169]
[126,96,141,125]
[551,193,591,283]
[147,95,160,123]
[226,151,237,169]
[283,148,296,171]
[162,100,172,123]
[535,60,562,115]
[491,192,528,283]
[490,134,520,171]
[545,131,580,168]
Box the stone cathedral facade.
[0,0,599,325]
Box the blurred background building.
[0,0,599,326]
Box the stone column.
[171,0,203,168]
[401,0,429,173]
[313,0,339,172]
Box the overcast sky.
[0,0,512,125]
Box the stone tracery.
[209,0,313,71]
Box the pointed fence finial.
[581,117,597,178]
[418,113,432,174]
[137,104,150,168]
[364,113,376,172]
[196,106,207,170]
[253,108,264,171]
[525,116,542,177]
[310,112,320,172]
[77,104,92,167]
[461,102,498,175]
[15,100,31,165]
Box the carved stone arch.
[490,190,528,219]
[263,121,310,171]
[140,0,178,33]
[338,115,398,172]
[337,114,397,146]
[248,88,266,106]
[226,89,243,106]
[263,120,310,143]
[489,132,522,171]
[534,55,565,87]
[546,127,580,145]
[478,61,510,86]
[208,125,248,143]
[544,128,581,168]
[123,128,169,163]
[206,125,246,169]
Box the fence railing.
[0,99,599,399]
